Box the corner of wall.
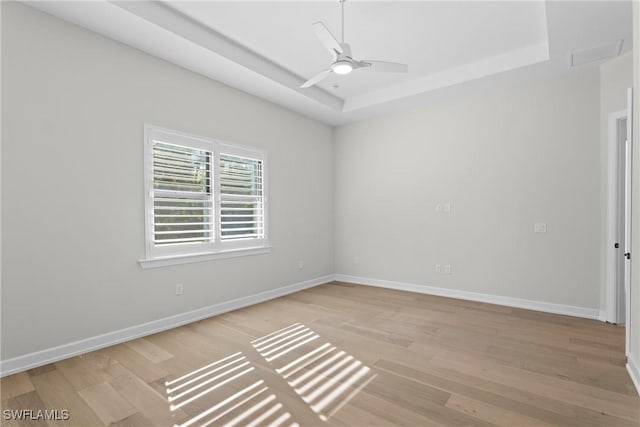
[630,0,640,383]
[627,354,640,396]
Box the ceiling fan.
[300,0,408,89]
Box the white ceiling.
[169,1,548,98]
[26,1,633,125]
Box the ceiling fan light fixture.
[332,60,353,75]
[300,0,408,88]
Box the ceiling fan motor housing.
[332,43,355,74]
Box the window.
[143,126,268,263]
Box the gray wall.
[1,2,334,359]
[334,68,601,309]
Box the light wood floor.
[2,281,639,426]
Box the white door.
[616,118,627,324]
[624,88,633,356]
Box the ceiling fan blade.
[360,60,408,73]
[300,69,332,88]
[312,22,343,56]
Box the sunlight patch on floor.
[165,352,297,427]
[253,323,377,422]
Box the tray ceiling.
[25,1,633,125]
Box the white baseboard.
[627,355,640,396]
[0,273,608,377]
[598,310,609,322]
[0,275,334,378]
[334,274,600,320]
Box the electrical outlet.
[175,283,183,295]
[435,264,442,273]
[444,264,452,274]
[444,203,451,213]
[436,203,442,213]
[297,259,304,269]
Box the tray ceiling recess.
[25,1,633,125]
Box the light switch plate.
[534,223,547,233]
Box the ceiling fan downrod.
[341,0,345,44]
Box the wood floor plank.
[309,320,434,369]
[364,372,497,427]
[445,393,557,427]
[144,331,214,371]
[2,391,51,427]
[55,354,112,390]
[430,352,640,422]
[1,282,638,427]
[1,372,35,400]
[575,406,640,427]
[29,370,103,427]
[109,369,188,426]
[374,358,584,426]
[77,382,137,426]
[100,345,169,384]
[345,389,446,427]
[26,365,57,378]
[109,412,155,427]
[338,323,413,347]
[125,338,173,364]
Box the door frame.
[624,87,633,357]
[606,109,628,324]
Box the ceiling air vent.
[569,39,623,68]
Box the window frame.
[142,125,269,265]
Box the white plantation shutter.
[219,154,264,241]
[144,126,268,260]
[152,142,214,246]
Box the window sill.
[138,246,272,269]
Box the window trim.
[140,125,270,267]
[138,246,272,269]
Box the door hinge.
[625,252,631,260]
